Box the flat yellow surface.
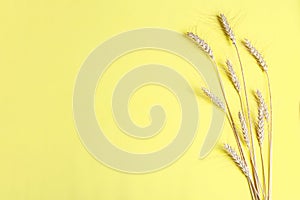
[0,0,300,199]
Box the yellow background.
[1,0,300,199]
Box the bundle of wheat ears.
[187,14,273,200]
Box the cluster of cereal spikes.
[186,13,272,200]
[220,13,271,200]
[219,14,270,200]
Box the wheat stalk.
[266,74,273,200]
[257,102,267,198]
[256,89,268,197]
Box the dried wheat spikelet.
[186,32,214,59]
[244,39,268,72]
[201,87,226,111]
[256,90,270,121]
[257,104,265,146]
[224,144,250,178]
[219,14,236,45]
[226,59,241,92]
[238,111,250,148]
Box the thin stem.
[234,44,259,192]
[248,178,257,200]
[248,177,262,200]
[266,73,273,200]
[259,145,267,198]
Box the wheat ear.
[219,14,236,45]
[186,32,214,59]
[244,39,268,72]
[226,59,241,92]
[257,105,265,146]
[201,87,226,111]
[256,90,270,121]
[224,144,249,177]
[238,111,250,148]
